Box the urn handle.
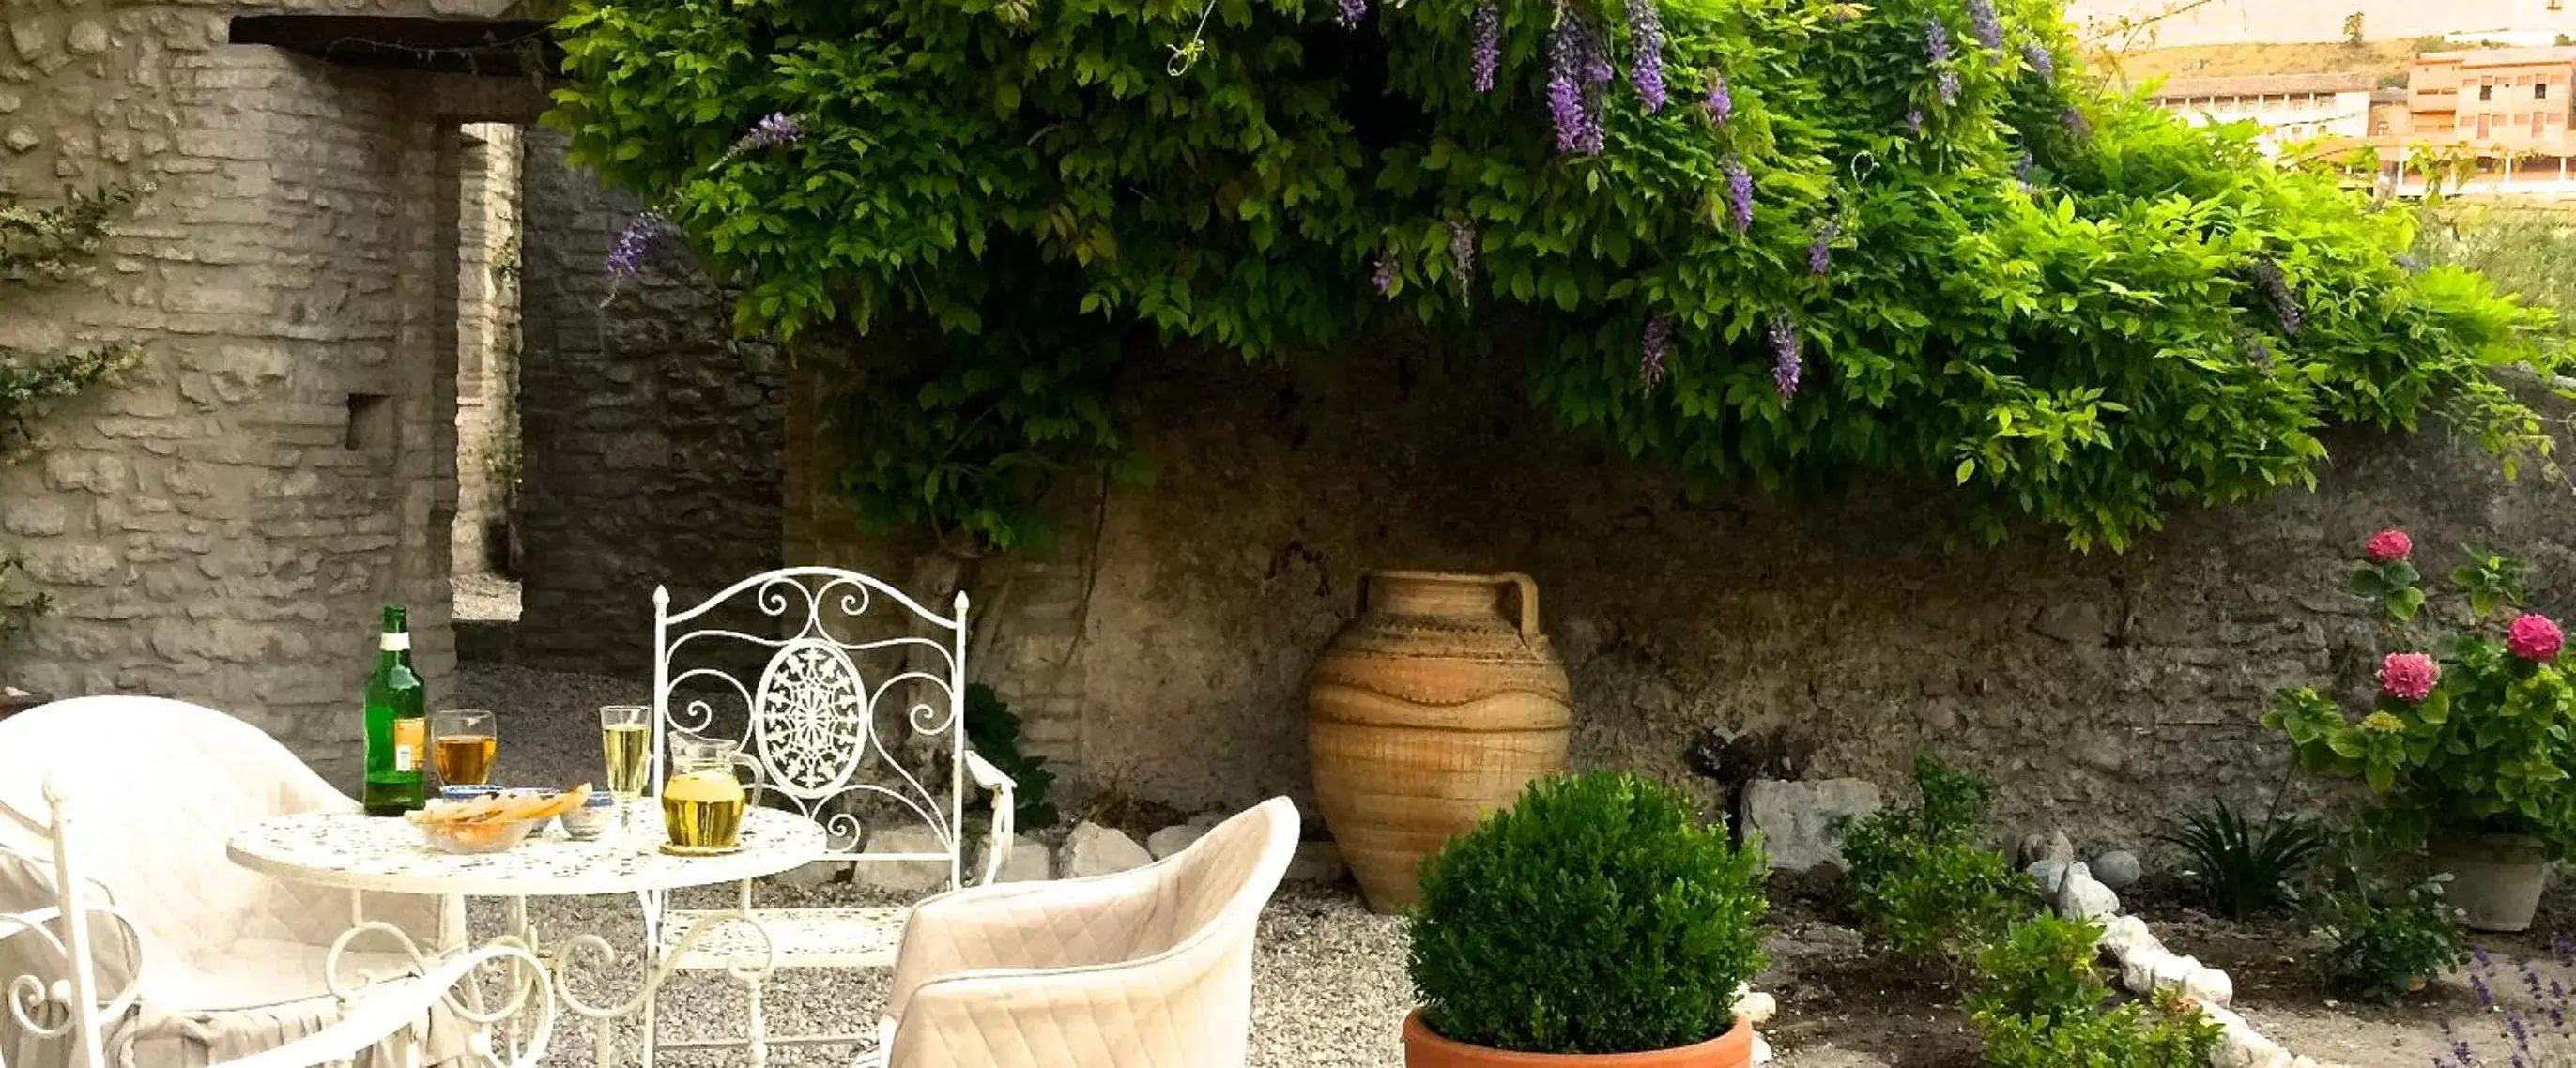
[1498,572,1541,641]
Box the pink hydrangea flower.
[2509,613,2565,663]
[2379,651,2439,703]
[2364,528,2413,564]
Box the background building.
[2148,72,2378,153]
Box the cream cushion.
[0,696,465,1067]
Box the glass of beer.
[430,709,498,786]
[663,734,758,854]
[599,705,652,838]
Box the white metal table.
[227,807,826,1067]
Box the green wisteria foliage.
[549,0,2560,551]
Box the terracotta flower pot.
[1403,1010,1753,1068]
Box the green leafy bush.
[1408,771,1766,1054]
[548,0,2563,555]
[2154,799,2325,920]
[2266,533,2576,858]
[1969,916,2222,1068]
[1842,755,2034,968]
[2297,821,2465,1001]
[963,682,1059,830]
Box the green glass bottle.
[361,604,426,816]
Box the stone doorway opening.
[452,122,525,626]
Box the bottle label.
[393,718,423,772]
[381,633,411,652]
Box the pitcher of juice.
[662,734,760,854]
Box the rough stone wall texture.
[452,122,519,579]
[0,8,486,785]
[514,129,785,675]
[1043,343,2576,849]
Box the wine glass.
[599,705,651,839]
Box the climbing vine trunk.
[1308,571,1572,913]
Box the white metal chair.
[641,567,1017,1062]
[868,797,1299,1068]
[1,771,558,1068]
[0,696,485,1067]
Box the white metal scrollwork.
[654,568,968,869]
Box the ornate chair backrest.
[0,777,145,1068]
[653,567,971,884]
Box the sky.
[2062,0,2576,48]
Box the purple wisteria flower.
[1968,0,2003,51]
[2062,106,2092,140]
[1472,3,1501,93]
[1724,159,1753,232]
[1372,253,1396,296]
[1628,0,1667,112]
[1449,220,1478,289]
[1548,17,1607,155]
[1924,19,1958,105]
[1808,217,1839,276]
[1640,310,1672,391]
[2246,334,2273,366]
[735,113,804,152]
[606,212,668,280]
[2472,969,2497,1008]
[2023,42,2057,81]
[2015,150,2034,179]
[1337,0,1368,30]
[2249,258,2303,336]
[1769,313,1802,398]
[1905,109,1924,136]
[1705,71,1733,126]
[2557,934,2574,968]
[1924,17,1954,66]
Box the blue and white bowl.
[558,792,618,840]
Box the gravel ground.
[453,572,522,622]
[449,664,1414,1067]
[451,664,2512,1068]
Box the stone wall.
[452,122,519,578]
[513,130,785,674]
[0,0,540,785]
[571,229,2572,853]
[794,339,2574,849]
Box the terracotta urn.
[1403,1011,1754,1068]
[1307,571,1572,913]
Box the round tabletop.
[227,807,826,897]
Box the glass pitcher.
[662,734,761,853]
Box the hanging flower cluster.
[1768,314,1802,398]
[1627,0,1667,112]
[1704,70,1731,126]
[1925,18,1959,105]
[2249,259,2304,336]
[1967,0,2003,51]
[2022,42,2056,81]
[1337,0,1368,30]
[1471,4,1501,93]
[1724,160,1754,231]
[1449,220,1479,291]
[1547,15,1609,155]
[1808,217,1839,277]
[1373,253,1396,296]
[1639,311,1673,390]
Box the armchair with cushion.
[0,696,468,1066]
[875,797,1299,1068]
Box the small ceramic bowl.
[437,785,502,804]
[558,793,618,841]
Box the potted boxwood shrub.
[2266,530,2576,932]
[1404,770,1767,1067]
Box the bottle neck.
[378,630,412,671]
